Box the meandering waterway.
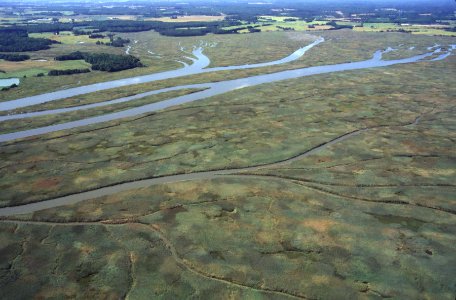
[0,40,454,216]
[0,128,366,216]
[0,38,324,111]
[0,43,452,143]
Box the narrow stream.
[0,129,366,216]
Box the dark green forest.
[0,28,56,52]
[0,53,30,61]
[55,51,143,72]
[14,19,242,37]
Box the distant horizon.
[2,0,454,10]
[1,0,454,8]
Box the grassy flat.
[1,46,454,206]
[1,175,455,299]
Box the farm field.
[29,31,111,44]
[353,22,456,36]
[145,15,226,22]
[221,16,456,36]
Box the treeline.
[326,21,354,30]
[157,20,242,36]
[89,33,105,39]
[24,23,74,34]
[214,23,272,35]
[158,28,212,37]
[14,19,242,37]
[1,84,18,92]
[0,53,30,61]
[0,28,56,52]
[55,51,143,72]
[48,69,90,76]
[276,26,294,32]
[54,51,85,61]
[86,20,241,36]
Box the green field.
[225,17,331,33]
[0,59,91,79]
[354,22,456,36]
[29,31,110,44]
[221,15,456,36]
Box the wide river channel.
[0,40,453,143]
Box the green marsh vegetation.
[2,30,454,103]
[0,28,455,299]
[0,42,454,207]
[0,88,205,134]
[1,175,455,299]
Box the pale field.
[144,15,225,22]
[29,31,110,45]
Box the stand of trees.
[55,51,143,72]
[72,29,90,36]
[0,54,30,61]
[276,26,294,31]
[85,53,142,72]
[24,23,74,34]
[0,28,56,52]
[248,27,261,33]
[48,69,91,76]
[89,33,105,39]
[14,19,242,37]
[54,51,85,61]
[1,84,18,92]
[106,36,130,47]
[326,21,354,30]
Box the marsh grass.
[1,52,454,206]
[0,31,455,299]
[0,88,205,134]
[1,176,455,299]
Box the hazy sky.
[8,0,455,2]
[5,0,455,5]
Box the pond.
[0,78,19,88]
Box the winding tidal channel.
[0,38,454,216]
[0,40,454,143]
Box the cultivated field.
[145,15,226,22]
